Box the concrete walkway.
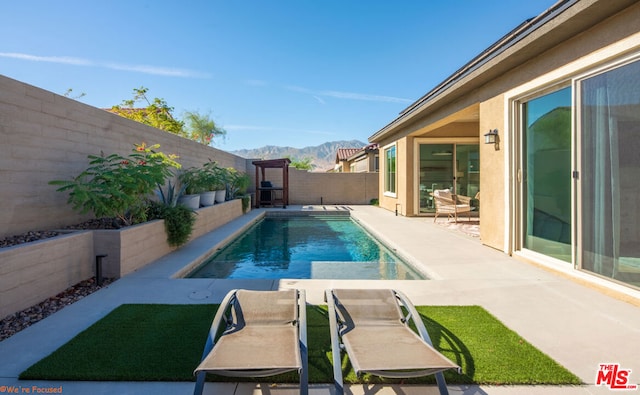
[0,205,638,395]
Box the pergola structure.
[252,158,291,208]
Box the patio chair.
[325,288,460,395]
[433,189,472,223]
[193,289,308,395]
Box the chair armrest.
[454,195,472,205]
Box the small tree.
[184,111,226,145]
[287,156,315,171]
[110,87,186,137]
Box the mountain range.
[230,139,367,171]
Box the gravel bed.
[0,219,123,341]
[0,277,114,342]
[0,218,125,249]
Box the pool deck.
[1,205,639,394]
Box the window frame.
[383,143,397,197]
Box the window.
[384,145,396,194]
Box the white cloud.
[0,52,92,66]
[0,51,210,78]
[320,90,412,104]
[284,84,411,104]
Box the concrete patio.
[0,205,638,395]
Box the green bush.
[50,143,180,226]
[241,195,251,213]
[148,201,196,247]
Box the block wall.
[289,168,379,205]
[0,75,252,238]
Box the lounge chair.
[193,289,308,395]
[325,288,460,395]
[433,189,472,223]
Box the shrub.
[147,201,196,247]
[50,143,180,226]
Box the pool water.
[188,216,425,280]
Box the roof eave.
[368,0,583,143]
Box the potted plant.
[214,167,228,203]
[226,168,252,213]
[202,159,226,205]
[198,166,217,207]
[227,168,251,198]
[202,160,228,204]
[177,167,205,209]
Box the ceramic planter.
[200,191,216,207]
[178,194,200,210]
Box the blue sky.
[1,1,557,151]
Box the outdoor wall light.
[484,129,500,150]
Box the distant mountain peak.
[231,140,367,171]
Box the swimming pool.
[188,215,425,280]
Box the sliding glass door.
[516,57,640,289]
[418,142,479,213]
[521,87,572,262]
[579,59,640,287]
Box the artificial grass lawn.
[20,304,581,385]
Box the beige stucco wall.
[378,137,411,215]
[479,95,506,250]
[0,75,251,239]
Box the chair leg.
[435,371,450,395]
[326,290,345,395]
[193,371,206,395]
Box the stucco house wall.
[479,95,506,250]
[371,0,640,252]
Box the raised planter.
[0,199,244,320]
[0,231,94,319]
[95,199,243,278]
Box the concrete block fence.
[0,75,251,239]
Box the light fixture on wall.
[484,129,500,150]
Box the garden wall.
[0,75,252,239]
[255,167,379,205]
